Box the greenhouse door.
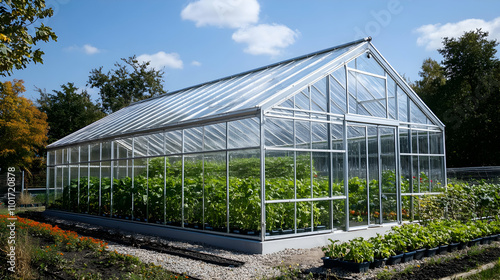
[347,124,398,229]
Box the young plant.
[370,233,395,259]
[344,237,374,263]
[322,239,348,259]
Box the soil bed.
[18,211,244,268]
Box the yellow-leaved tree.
[0,80,48,171]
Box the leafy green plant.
[344,237,374,263]
[370,233,395,259]
[322,239,348,259]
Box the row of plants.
[322,218,500,273]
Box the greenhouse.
[46,37,446,253]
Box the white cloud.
[83,44,100,55]
[65,44,101,55]
[181,0,259,28]
[232,24,299,56]
[415,17,500,51]
[191,60,202,66]
[137,52,184,70]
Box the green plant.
[344,237,374,263]
[322,239,348,259]
[370,233,395,259]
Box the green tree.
[87,56,166,114]
[0,80,48,170]
[37,83,106,143]
[0,0,57,76]
[414,29,500,167]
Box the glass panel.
[348,125,368,227]
[113,160,132,219]
[229,149,260,235]
[266,202,294,234]
[332,153,344,196]
[184,127,203,153]
[69,165,79,212]
[115,138,132,159]
[412,130,418,154]
[54,166,63,208]
[410,100,428,124]
[312,122,328,150]
[399,128,410,154]
[61,166,69,210]
[184,154,203,228]
[400,155,412,194]
[430,131,444,155]
[134,135,148,158]
[204,152,226,231]
[148,133,164,156]
[70,146,79,163]
[165,156,182,226]
[419,156,430,192]
[314,200,331,231]
[88,162,100,215]
[398,86,408,122]
[133,158,148,221]
[204,123,226,151]
[62,148,69,164]
[311,78,327,112]
[332,199,346,230]
[367,126,379,225]
[388,76,396,119]
[80,144,89,162]
[329,70,347,114]
[90,143,100,161]
[297,201,312,232]
[295,121,311,149]
[294,90,310,111]
[228,117,259,149]
[312,152,329,198]
[48,150,55,166]
[331,124,343,150]
[266,150,294,200]
[297,151,311,199]
[148,157,164,224]
[101,141,112,160]
[165,130,182,155]
[430,156,445,192]
[402,195,417,222]
[418,131,429,154]
[380,127,397,223]
[354,53,385,76]
[265,117,293,148]
[79,164,89,213]
[100,161,111,216]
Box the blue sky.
[6,0,500,103]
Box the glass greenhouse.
[46,38,446,244]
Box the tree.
[87,56,166,114]
[37,83,106,143]
[0,80,48,170]
[414,29,500,167]
[0,0,57,76]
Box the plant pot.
[402,251,416,263]
[425,247,439,258]
[270,229,281,235]
[491,234,500,242]
[315,225,327,231]
[458,242,468,250]
[448,242,460,252]
[438,245,449,255]
[414,248,426,260]
[342,260,371,273]
[386,253,404,265]
[280,229,294,235]
[296,228,305,233]
[370,258,388,269]
[470,238,482,247]
[321,257,341,268]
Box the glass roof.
[48,37,444,149]
[48,39,370,148]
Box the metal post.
[343,120,349,231]
[226,123,230,234]
[260,111,266,240]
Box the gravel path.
[43,216,500,280]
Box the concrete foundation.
[43,210,395,254]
